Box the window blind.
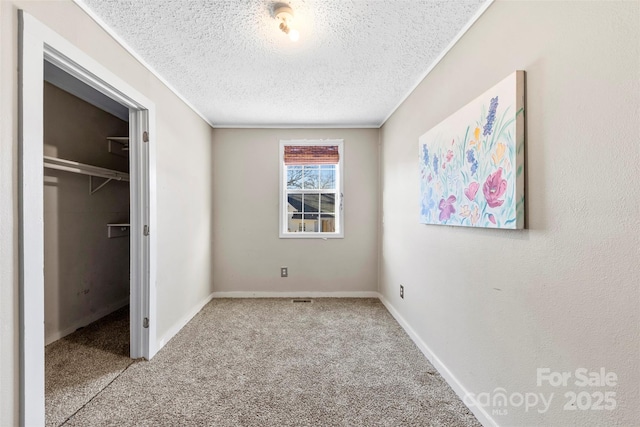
[284,145,340,165]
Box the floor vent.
[291,298,313,303]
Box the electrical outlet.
[281,267,288,277]
[400,285,404,299]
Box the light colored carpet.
[45,306,134,427]
[53,298,479,426]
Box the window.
[279,140,344,238]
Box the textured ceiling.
[79,0,489,127]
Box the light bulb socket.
[273,4,294,21]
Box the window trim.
[279,139,344,239]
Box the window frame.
[279,139,344,239]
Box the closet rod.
[43,155,129,182]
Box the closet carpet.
[45,306,134,427]
[48,298,479,427]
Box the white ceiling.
[78,0,490,128]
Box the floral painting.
[419,71,525,229]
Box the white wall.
[0,2,213,425]
[212,128,378,294]
[379,2,639,426]
[43,82,130,344]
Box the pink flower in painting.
[483,168,507,208]
[438,195,456,221]
[488,214,496,224]
[446,150,454,162]
[464,182,479,201]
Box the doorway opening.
[43,62,134,425]
[19,11,157,426]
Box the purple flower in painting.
[471,160,478,175]
[422,145,430,166]
[438,195,456,221]
[466,149,479,175]
[433,155,439,175]
[483,96,499,136]
[482,168,507,208]
[466,149,475,164]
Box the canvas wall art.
[419,71,525,229]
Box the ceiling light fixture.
[274,4,299,42]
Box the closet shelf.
[43,155,129,194]
[107,223,130,239]
[107,136,129,155]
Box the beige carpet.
[49,298,479,426]
[45,306,134,427]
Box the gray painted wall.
[379,2,639,425]
[212,128,378,294]
[44,82,130,344]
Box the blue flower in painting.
[483,96,499,136]
[466,149,479,175]
[433,155,439,175]
[422,145,430,166]
[421,186,436,217]
[466,149,475,164]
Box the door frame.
[18,11,157,426]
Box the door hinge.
[144,225,150,236]
[143,131,149,142]
[143,317,149,328]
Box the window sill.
[279,232,344,239]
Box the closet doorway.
[43,62,132,425]
[43,61,131,343]
[19,11,157,426]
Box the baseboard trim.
[45,297,129,345]
[211,291,379,299]
[157,292,215,350]
[378,294,498,427]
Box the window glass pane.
[320,194,335,213]
[320,215,335,232]
[320,165,336,189]
[304,194,319,213]
[287,166,302,189]
[287,194,303,215]
[287,214,302,233]
[303,166,319,189]
[302,214,319,232]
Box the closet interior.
[43,72,131,345]
[43,63,133,425]
[43,63,130,334]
